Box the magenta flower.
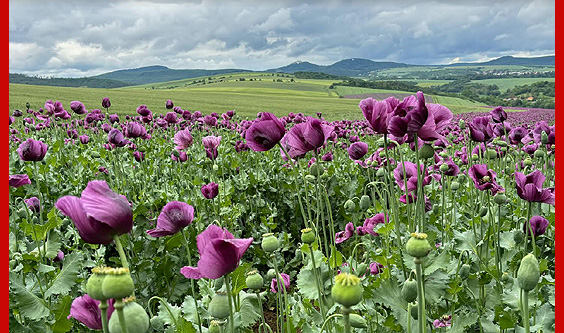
[335,222,355,244]
[102,97,111,109]
[514,170,555,204]
[433,315,452,328]
[125,122,147,139]
[147,201,195,237]
[347,142,368,160]
[9,174,31,188]
[388,91,428,139]
[24,197,41,213]
[508,126,529,145]
[164,112,178,124]
[438,159,460,177]
[133,151,145,162]
[68,294,115,330]
[202,136,222,160]
[108,114,120,124]
[359,97,397,134]
[321,151,333,161]
[416,103,453,141]
[204,115,217,127]
[108,129,128,147]
[468,116,494,142]
[174,129,194,151]
[136,105,151,117]
[468,164,504,195]
[393,161,431,193]
[53,250,65,262]
[17,138,48,161]
[245,112,286,151]
[171,151,188,162]
[523,215,549,237]
[165,99,174,109]
[55,180,133,244]
[180,224,253,279]
[70,101,87,115]
[282,118,333,159]
[362,213,387,236]
[490,106,507,123]
[79,135,90,145]
[201,182,219,199]
[369,262,384,275]
[270,273,291,293]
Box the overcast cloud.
[9,0,555,77]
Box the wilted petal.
[80,181,133,235]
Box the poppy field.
[8,93,555,332]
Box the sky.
[9,0,555,78]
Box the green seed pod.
[208,320,221,333]
[108,300,150,333]
[300,228,316,245]
[419,143,435,159]
[524,158,533,166]
[91,151,101,158]
[495,140,508,147]
[102,268,134,300]
[479,207,488,217]
[209,292,230,319]
[439,163,450,172]
[212,164,219,172]
[486,149,497,159]
[477,271,492,285]
[493,193,507,205]
[86,266,109,301]
[359,195,370,211]
[458,119,466,129]
[349,313,368,329]
[379,150,386,158]
[517,253,540,292]
[266,269,276,280]
[450,181,460,191]
[150,316,164,331]
[514,230,525,244]
[331,273,363,308]
[261,233,279,253]
[459,264,470,281]
[245,270,264,290]
[405,233,431,258]
[344,199,356,214]
[214,276,225,291]
[457,174,467,184]
[541,131,548,144]
[410,302,418,319]
[534,149,546,159]
[309,163,324,177]
[501,272,512,284]
[138,146,147,153]
[375,168,386,178]
[471,154,479,161]
[401,278,418,303]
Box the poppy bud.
[479,207,488,217]
[108,298,149,333]
[209,292,230,319]
[494,140,507,147]
[493,193,507,205]
[523,158,533,166]
[102,267,134,300]
[261,233,279,253]
[301,228,316,245]
[213,164,219,172]
[245,270,264,290]
[344,199,356,213]
[517,253,540,291]
[486,149,497,159]
[331,273,363,307]
[541,131,548,144]
[376,168,386,178]
[439,152,449,158]
[349,314,368,328]
[534,150,546,159]
[266,269,276,280]
[401,278,418,303]
[309,163,324,177]
[405,233,431,258]
[150,316,164,331]
[359,195,370,211]
[458,119,466,129]
[419,143,435,159]
[450,181,460,191]
[410,302,418,319]
[439,164,450,172]
[472,154,479,161]
[459,264,470,280]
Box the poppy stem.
[99,300,109,333]
[115,299,129,333]
[113,235,129,270]
[224,274,235,333]
[181,230,203,333]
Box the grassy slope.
[469,78,555,91]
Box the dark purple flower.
[490,106,507,123]
[202,136,221,160]
[438,159,460,177]
[17,138,48,161]
[108,114,119,124]
[164,112,178,124]
[468,116,494,142]
[282,118,333,159]
[136,105,151,117]
[369,262,384,275]
[433,315,452,328]
[514,170,555,204]
[348,142,368,160]
[125,122,147,139]
[204,115,217,127]
[468,164,504,195]
[55,180,133,244]
[393,161,431,193]
[133,151,144,162]
[523,215,549,237]
[321,151,333,161]
[359,97,397,134]
[108,129,128,147]
[68,294,115,330]
[24,197,41,213]
[388,91,428,138]
[13,109,23,117]
[180,224,253,279]
[508,126,529,145]
[362,213,387,236]
[70,101,87,115]
[270,273,291,293]
[201,182,219,199]
[171,151,188,162]
[416,103,453,141]
[101,123,112,133]
[335,222,355,244]
[53,250,64,262]
[79,135,89,145]
[102,97,111,109]
[9,174,31,188]
[147,201,195,237]
[172,129,193,151]
[245,112,286,152]
[67,129,79,139]
[165,99,174,109]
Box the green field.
[469,77,555,91]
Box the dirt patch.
[341,93,434,103]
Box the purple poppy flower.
[55,180,133,244]
[514,170,555,204]
[125,122,147,139]
[133,151,145,162]
[393,161,431,193]
[438,159,460,176]
[53,250,65,262]
[24,197,41,213]
[165,99,174,109]
[245,112,286,152]
[235,140,249,152]
[13,109,23,117]
[17,138,48,162]
[468,164,504,195]
[79,135,89,145]
[180,224,253,280]
[202,136,222,160]
[68,294,115,330]
[102,97,111,109]
[416,103,453,141]
[70,101,87,115]
[490,106,507,123]
[147,201,195,237]
[137,105,152,117]
[108,114,119,124]
[508,127,529,145]
[433,315,452,328]
[201,182,219,199]
[101,123,112,133]
[204,115,217,127]
[523,215,549,237]
[468,116,494,142]
[271,273,291,293]
[282,118,334,159]
[369,262,384,275]
[362,213,387,236]
[171,151,188,162]
[67,129,79,139]
[321,151,333,161]
[9,174,31,188]
[388,91,428,138]
[335,222,355,244]
[359,97,398,134]
[164,112,178,124]
[532,121,554,144]
[108,129,128,147]
[348,142,369,160]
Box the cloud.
[8,0,555,77]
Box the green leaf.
[230,262,251,296]
[52,295,73,333]
[45,252,83,298]
[9,273,50,320]
[536,302,555,332]
[328,246,343,269]
[233,291,261,328]
[371,278,409,331]
[158,299,182,326]
[297,269,319,299]
[450,311,478,333]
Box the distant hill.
[9,73,132,88]
[447,55,555,67]
[93,66,250,85]
[267,58,411,76]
